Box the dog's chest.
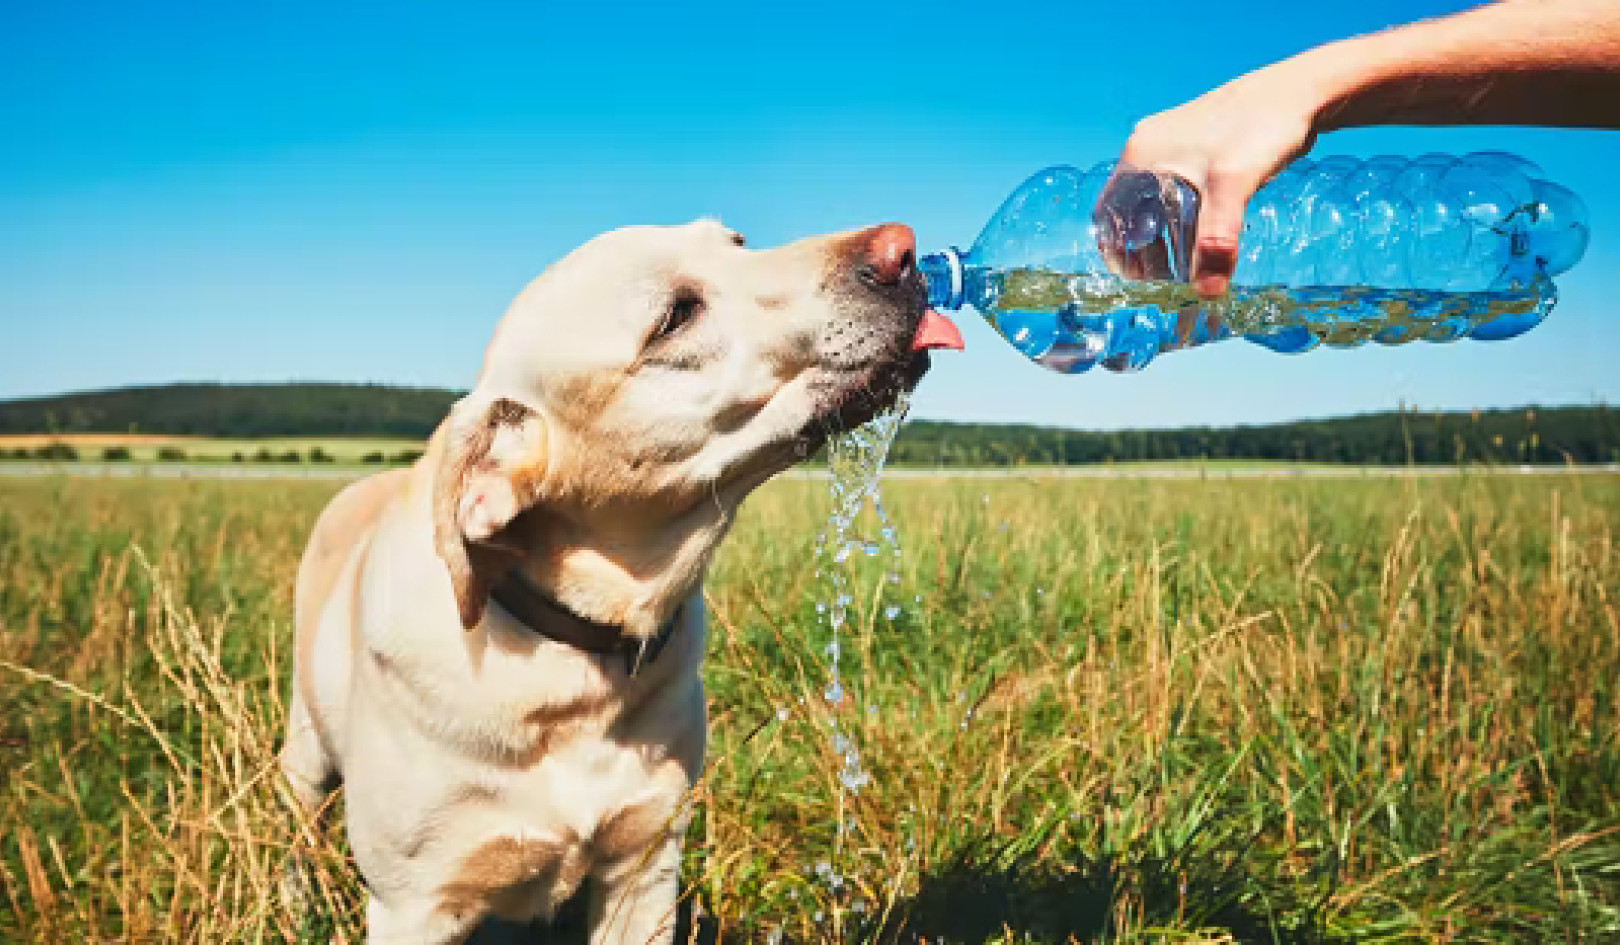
[368,606,624,758]
[433,733,690,921]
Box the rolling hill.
[0,383,459,439]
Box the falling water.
[806,389,911,930]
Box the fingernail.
[1194,274,1228,299]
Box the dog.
[279,219,963,943]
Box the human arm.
[1117,0,1620,298]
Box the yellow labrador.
[280,219,962,944]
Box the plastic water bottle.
[918,152,1589,374]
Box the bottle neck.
[918,248,966,310]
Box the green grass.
[2,472,1618,942]
[998,458,1343,470]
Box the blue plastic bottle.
[918,152,1590,374]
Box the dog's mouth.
[763,224,966,457]
[820,350,930,435]
[797,304,963,449]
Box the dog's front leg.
[588,832,684,945]
[366,893,484,945]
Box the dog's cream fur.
[280,219,930,943]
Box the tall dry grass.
[2,472,1618,942]
[0,479,358,942]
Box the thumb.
[1189,170,1259,299]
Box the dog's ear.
[432,394,549,629]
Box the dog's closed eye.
[650,283,705,345]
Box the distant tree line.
[892,406,1620,466]
[1,384,1616,466]
[0,383,460,438]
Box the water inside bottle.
[979,266,1556,373]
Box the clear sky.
[3,0,1616,429]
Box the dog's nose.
[862,223,916,286]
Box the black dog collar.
[489,574,682,677]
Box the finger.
[1190,169,1258,299]
[1096,164,1182,281]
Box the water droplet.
[823,640,840,659]
[824,681,843,704]
[776,706,789,721]
[883,604,901,620]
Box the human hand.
[1103,0,1620,299]
[1112,63,1328,298]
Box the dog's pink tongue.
[911,309,965,352]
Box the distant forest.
[2,383,1617,466]
[890,408,1619,466]
[0,383,459,438]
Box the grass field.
[0,433,424,464]
[2,471,1618,942]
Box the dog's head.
[431,220,960,634]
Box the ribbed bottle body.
[918,153,1588,373]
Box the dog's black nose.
[861,223,916,286]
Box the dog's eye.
[653,288,704,342]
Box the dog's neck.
[489,569,684,675]
[503,495,735,640]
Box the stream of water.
[804,390,912,933]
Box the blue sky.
[3,0,1616,429]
